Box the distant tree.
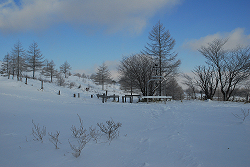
[26,41,44,79]
[90,73,96,80]
[11,40,26,80]
[60,61,71,78]
[81,73,87,78]
[74,73,82,79]
[182,74,197,99]
[142,21,181,95]
[165,77,184,100]
[56,73,65,86]
[1,53,11,76]
[41,60,57,82]
[193,66,219,100]
[94,63,112,90]
[199,38,250,101]
[118,54,155,96]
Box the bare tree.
[165,77,184,100]
[118,54,155,96]
[41,60,58,82]
[94,63,112,90]
[199,38,250,101]
[26,41,44,79]
[142,21,181,95]
[182,74,197,99]
[1,53,11,76]
[60,61,71,78]
[193,66,219,100]
[11,40,26,81]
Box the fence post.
[41,80,43,90]
[91,94,93,98]
[102,93,105,103]
[78,93,80,98]
[58,90,60,95]
[25,77,27,85]
[73,94,76,97]
[113,94,115,101]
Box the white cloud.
[0,0,181,34]
[183,28,250,51]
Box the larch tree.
[26,41,44,79]
[1,53,11,76]
[41,60,57,82]
[94,63,112,90]
[11,40,26,81]
[60,61,71,78]
[142,21,181,95]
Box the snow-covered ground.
[0,76,250,167]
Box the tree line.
[2,21,249,101]
[1,40,72,82]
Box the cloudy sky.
[1,0,250,78]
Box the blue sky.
[1,0,250,79]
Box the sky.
[1,0,250,79]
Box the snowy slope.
[0,76,250,167]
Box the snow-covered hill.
[0,76,250,167]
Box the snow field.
[0,76,250,167]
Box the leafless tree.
[26,41,44,79]
[182,74,197,99]
[193,66,219,100]
[199,38,250,101]
[11,40,26,81]
[94,63,112,90]
[1,53,11,76]
[165,77,184,100]
[41,60,58,82]
[118,54,155,96]
[142,21,181,95]
[60,61,71,78]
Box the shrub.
[68,135,89,158]
[48,131,61,149]
[97,118,122,142]
[89,126,101,143]
[70,114,87,138]
[232,109,249,121]
[32,120,46,142]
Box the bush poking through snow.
[68,133,89,158]
[32,120,46,142]
[232,109,250,122]
[69,82,75,89]
[97,118,122,142]
[89,126,101,143]
[70,114,87,138]
[69,114,90,158]
[48,131,61,149]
